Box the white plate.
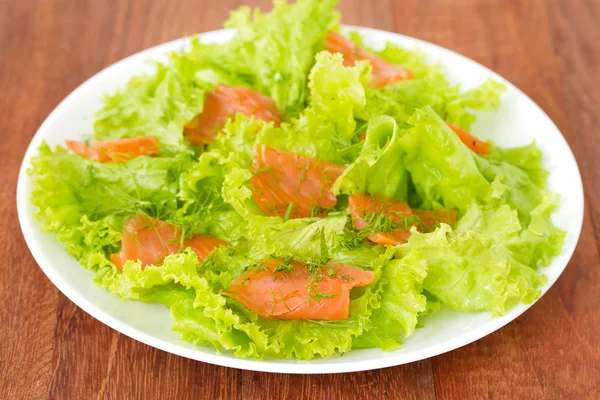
[17,26,584,374]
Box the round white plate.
[17,26,584,374]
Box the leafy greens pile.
[28,0,564,359]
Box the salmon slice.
[110,214,227,269]
[65,136,159,163]
[349,193,413,230]
[446,122,490,155]
[324,31,413,88]
[251,144,346,218]
[223,259,375,320]
[348,193,414,245]
[184,85,282,145]
[413,208,458,231]
[348,193,456,245]
[368,231,413,246]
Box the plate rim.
[16,25,585,374]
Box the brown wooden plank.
[239,360,435,400]
[0,197,58,400]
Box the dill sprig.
[283,202,295,221]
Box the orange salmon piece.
[413,208,458,231]
[223,259,375,320]
[362,211,456,246]
[368,231,413,246]
[446,122,490,155]
[65,136,159,163]
[349,193,458,245]
[184,85,282,145]
[348,193,413,230]
[110,214,227,269]
[324,31,413,88]
[251,144,346,218]
[348,193,414,245]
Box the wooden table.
[1,0,599,398]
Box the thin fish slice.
[223,259,375,320]
[184,85,282,145]
[251,144,346,218]
[110,214,226,269]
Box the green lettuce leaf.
[357,59,505,133]
[507,192,565,269]
[445,78,506,129]
[333,115,408,200]
[94,51,219,154]
[208,115,275,170]
[259,51,370,164]
[353,252,428,351]
[487,142,548,188]
[399,107,490,212]
[474,154,544,224]
[307,52,370,141]
[357,67,454,125]
[94,0,338,154]
[29,142,192,221]
[396,198,558,316]
[194,0,339,117]
[96,249,274,358]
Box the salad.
[29,0,565,360]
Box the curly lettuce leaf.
[94,52,221,154]
[96,249,274,358]
[396,197,561,316]
[474,154,544,224]
[333,115,408,200]
[487,142,548,188]
[353,252,428,351]
[507,192,565,269]
[29,142,192,225]
[399,107,490,212]
[356,51,505,132]
[445,77,506,129]
[194,0,339,117]
[208,115,276,170]
[96,238,391,360]
[259,51,370,164]
[94,0,338,153]
[357,67,454,125]
[307,52,370,141]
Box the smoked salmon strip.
[324,31,413,88]
[349,193,413,230]
[184,85,282,145]
[251,144,346,218]
[110,214,227,269]
[413,208,458,231]
[349,193,456,246]
[65,136,159,163]
[446,122,490,155]
[223,259,375,320]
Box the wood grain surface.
[1,0,599,398]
